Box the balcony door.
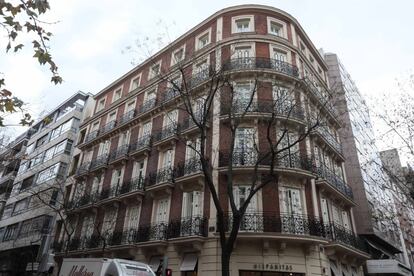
[272,85,293,111]
[98,140,110,156]
[233,82,254,112]
[277,129,299,165]
[132,160,145,181]
[153,198,169,240]
[91,174,103,196]
[162,149,174,169]
[102,207,117,242]
[119,130,130,147]
[110,168,123,192]
[280,187,304,234]
[182,191,203,235]
[141,121,152,138]
[272,48,287,62]
[164,109,178,127]
[124,204,140,242]
[234,128,256,165]
[233,44,254,67]
[234,185,260,231]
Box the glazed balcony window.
[182,191,203,221]
[234,185,260,231]
[101,207,118,241]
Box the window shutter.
[233,186,240,209]
[342,210,350,230]
[193,191,202,217]
[321,198,329,223]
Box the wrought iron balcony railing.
[99,185,119,201]
[303,77,338,118]
[314,127,343,155]
[175,157,203,178]
[315,165,353,199]
[136,223,169,242]
[90,154,109,171]
[222,212,328,238]
[118,109,136,125]
[220,100,305,122]
[188,68,211,89]
[148,167,174,186]
[101,120,117,135]
[129,135,151,154]
[153,123,179,143]
[160,88,180,104]
[75,162,90,176]
[219,149,315,172]
[138,98,156,114]
[330,223,367,252]
[108,144,129,163]
[118,176,145,195]
[222,57,299,78]
[84,130,99,143]
[168,216,208,238]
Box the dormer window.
[148,61,161,80]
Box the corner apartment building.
[325,53,411,276]
[0,92,92,276]
[54,5,370,276]
[0,132,31,217]
[380,149,414,273]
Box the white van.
[59,258,156,276]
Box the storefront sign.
[253,263,294,271]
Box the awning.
[180,253,198,271]
[330,260,339,276]
[149,256,162,272]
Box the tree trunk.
[221,248,231,276]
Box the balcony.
[136,223,169,243]
[221,212,328,243]
[153,123,179,147]
[179,115,206,135]
[101,120,117,136]
[118,176,145,199]
[97,185,119,204]
[84,130,99,144]
[129,135,152,157]
[108,145,129,164]
[222,57,299,79]
[168,216,208,239]
[75,162,90,177]
[174,157,204,190]
[315,165,354,204]
[118,109,136,126]
[146,167,174,194]
[328,223,368,253]
[160,88,180,105]
[303,77,338,121]
[187,68,211,89]
[220,100,305,124]
[89,154,109,172]
[138,98,156,115]
[219,149,315,176]
[312,127,344,159]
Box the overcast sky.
[1,0,413,161]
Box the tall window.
[132,160,145,180]
[125,204,140,230]
[182,191,203,218]
[233,82,253,112]
[280,187,303,215]
[118,130,130,147]
[321,198,330,224]
[98,140,110,156]
[155,198,169,223]
[102,207,117,238]
[141,121,152,137]
[234,128,256,165]
[164,109,178,127]
[107,111,117,123]
[91,174,103,195]
[186,138,201,161]
[111,168,123,189]
[277,129,299,157]
[81,215,94,238]
[234,186,259,231]
[162,149,174,169]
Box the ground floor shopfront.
[56,236,369,276]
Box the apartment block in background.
[325,53,411,276]
[380,148,414,273]
[0,92,93,275]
